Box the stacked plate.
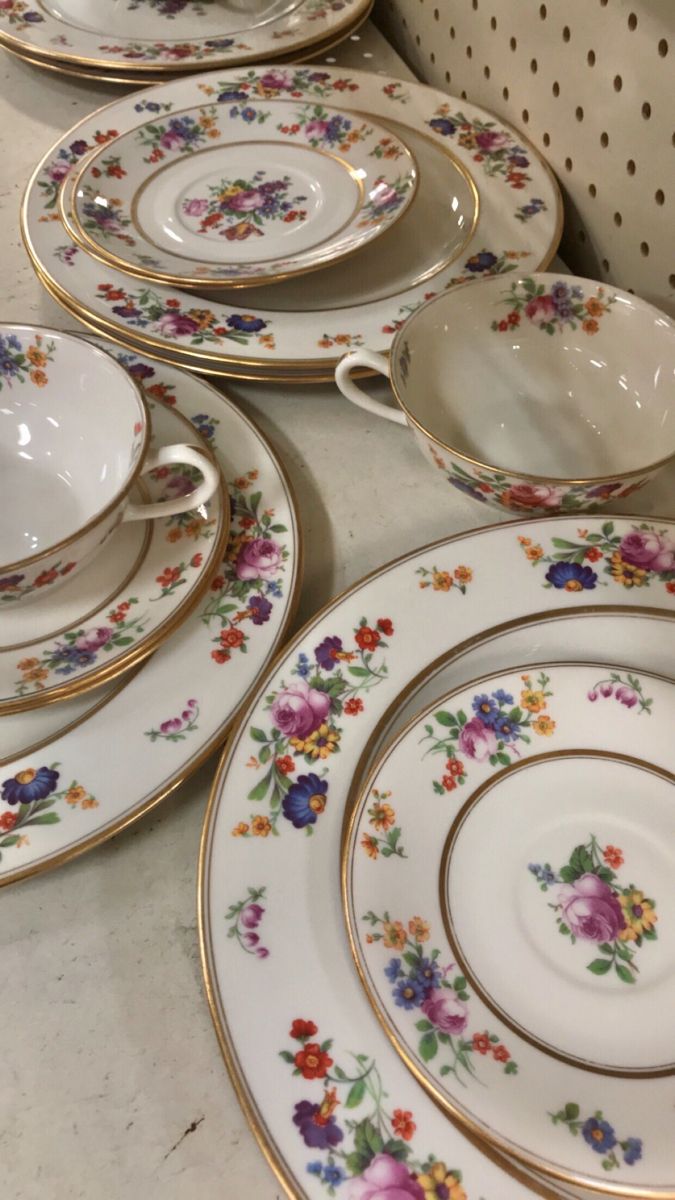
[22,63,563,382]
[0,0,374,85]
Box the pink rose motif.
[475,130,509,151]
[240,902,264,930]
[305,119,330,139]
[159,718,182,735]
[47,161,70,183]
[159,129,184,150]
[183,198,208,217]
[156,312,199,337]
[458,716,497,762]
[619,530,675,573]
[524,294,557,325]
[348,1153,424,1200]
[259,69,293,91]
[271,680,330,738]
[615,684,638,708]
[228,188,265,212]
[558,873,625,941]
[235,538,282,582]
[421,988,468,1035]
[500,482,565,510]
[74,626,113,652]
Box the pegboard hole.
[502,85,509,100]
[415,33,420,46]
[490,15,497,30]
[640,242,649,257]
[578,229,586,243]
[626,159,636,175]
[542,131,550,147]
[539,3,546,16]
[444,69,451,84]
[430,50,436,64]
[552,80,560,96]
[510,35,517,51]
[575,106,584,121]
[522,108,529,124]
[602,258,610,272]
[655,189,665,206]
[614,212,623,227]
[460,90,468,100]
[564,156,573,172]
[466,44,472,58]
[588,183,597,198]
[658,38,668,57]
[483,65,490,79]
[562,25,571,42]
[433,6,439,18]
[587,49,596,66]
[449,24,455,38]
[472,0,478,9]
[627,12,638,30]
[600,131,609,147]
[669,274,675,290]
[641,101,652,119]
[613,74,622,92]
[530,57,538,72]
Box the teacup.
[335,273,675,515]
[0,325,219,605]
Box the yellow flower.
[27,346,46,366]
[454,565,473,583]
[17,657,40,670]
[361,833,379,859]
[431,571,452,592]
[291,724,340,760]
[532,714,556,736]
[81,797,99,810]
[383,920,407,950]
[610,551,647,588]
[251,815,271,837]
[521,688,546,713]
[65,786,87,807]
[418,1162,467,1200]
[619,891,657,941]
[369,802,396,832]
[525,544,544,562]
[408,917,430,943]
[232,822,249,837]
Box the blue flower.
[226,314,267,333]
[128,361,155,380]
[307,1161,323,1176]
[294,653,310,679]
[413,957,442,994]
[7,334,21,351]
[217,89,249,103]
[385,957,402,982]
[528,863,556,885]
[53,645,97,672]
[510,153,530,167]
[545,561,598,591]
[205,37,235,48]
[266,579,282,598]
[294,1101,343,1149]
[492,688,514,706]
[393,975,426,1009]
[582,1117,616,1154]
[465,251,498,273]
[2,766,59,807]
[449,477,487,502]
[429,117,457,136]
[282,773,327,829]
[622,1137,643,1165]
[324,1163,346,1187]
[472,693,500,724]
[190,413,215,440]
[248,595,272,626]
[315,635,342,672]
[495,715,521,741]
[239,106,258,123]
[23,11,45,21]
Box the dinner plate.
[23,64,561,374]
[0,335,301,886]
[0,0,372,74]
[65,98,417,288]
[0,402,229,715]
[200,515,675,1200]
[344,662,675,1188]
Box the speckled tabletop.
[1,20,673,1200]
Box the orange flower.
[525,544,544,562]
[251,815,271,837]
[369,802,396,832]
[383,920,407,949]
[27,346,46,366]
[392,1109,416,1140]
[408,917,430,942]
[232,822,249,836]
[603,844,624,869]
[431,570,452,592]
[361,833,379,859]
[454,565,472,583]
[582,317,599,334]
[532,714,556,736]
[81,797,99,810]
[30,369,48,387]
[17,657,40,671]
[65,786,87,806]
[585,296,605,317]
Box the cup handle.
[335,350,407,425]
[122,443,219,522]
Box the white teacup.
[0,325,219,605]
[335,273,675,516]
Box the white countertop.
[2,22,674,1200]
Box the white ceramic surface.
[335,274,675,516]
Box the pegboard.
[374,0,675,314]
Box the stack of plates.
[0,0,373,85]
[22,63,563,382]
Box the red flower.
[507,311,521,327]
[240,516,255,529]
[445,757,464,777]
[290,1018,318,1040]
[211,648,230,663]
[355,626,380,652]
[60,562,76,576]
[294,1042,333,1080]
[166,298,180,308]
[442,775,457,792]
[0,811,17,832]
[376,617,394,636]
[105,288,126,301]
[156,566,182,588]
[667,581,675,594]
[472,1032,491,1055]
[498,319,509,332]
[603,844,624,869]
[106,164,125,179]
[283,211,298,222]
[35,568,58,587]
[210,575,225,592]
[220,627,245,650]
[276,755,295,776]
[190,553,203,568]
[391,1109,416,1140]
[344,698,364,716]
[492,1044,510,1063]
[585,546,603,562]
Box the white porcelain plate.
[0,402,229,715]
[0,336,300,885]
[0,0,371,72]
[23,65,560,372]
[345,662,675,1190]
[200,516,675,1200]
[66,99,417,288]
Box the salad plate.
[0,335,301,886]
[0,0,372,75]
[23,64,561,374]
[200,515,675,1200]
[64,99,417,288]
[0,402,229,715]
[344,662,675,1189]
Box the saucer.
[0,401,229,714]
[65,98,417,288]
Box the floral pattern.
[0,0,44,30]
[381,251,529,337]
[78,189,133,246]
[279,1017,467,1198]
[360,789,406,861]
[317,332,364,350]
[587,671,653,715]
[0,557,76,604]
[38,128,119,210]
[234,617,394,836]
[415,563,473,595]
[127,0,209,16]
[518,522,675,592]
[427,105,533,190]
[225,885,269,958]
[357,175,412,228]
[0,330,54,392]
[182,171,307,241]
[439,458,649,515]
[14,600,150,696]
[421,672,555,795]
[529,835,657,985]
[0,764,97,863]
[550,1102,643,1171]
[278,103,372,151]
[96,284,274,349]
[96,36,246,63]
[136,107,221,164]
[145,697,199,742]
[491,278,616,336]
[363,913,517,1087]
[515,197,548,222]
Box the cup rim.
[388,273,675,486]
[0,325,150,573]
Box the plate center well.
[36,0,303,41]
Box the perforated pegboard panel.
[375,0,675,314]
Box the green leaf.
[558,865,577,883]
[587,958,612,975]
[597,943,614,954]
[23,813,60,826]
[258,745,271,765]
[278,1050,294,1063]
[247,776,269,802]
[419,1031,438,1062]
[249,727,269,742]
[453,976,467,990]
[615,963,635,984]
[348,666,371,678]
[381,1138,409,1162]
[434,711,455,726]
[415,1019,433,1032]
[345,1079,366,1108]
[345,1151,370,1176]
[564,1102,580,1120]
[496,752,511,766]
[601,521,615,539]
[0,835,20,847]
[269,524,287,533]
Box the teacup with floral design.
[335,274,675,515]
[0,325,219,605]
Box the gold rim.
[0,0,373,73]
[199,512,675,1200]
[21,64,561,371]
[386,274,675,487]
[0,414,230,715]
[0,367,305,888]
[439,745,675,1078]
[0,327,150,574]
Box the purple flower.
[475,129,509,151]
[315,635,343,671]
[472,693,500,725]
[619,530,675,573]
[588,689,599,702]
[282,773,328,829]
[236,538,282,582]
[112,304,142,320]
[0,573,25,590]
[615,684,638,708]
[248,595,272,626]
[587,480,621,498]
[159,718,182,735]
[258,69,294,91]
[293,1100,343,1150]
[2,765,59,807]
[558,873,625,941]
[545,561,598,590]
[393,975,426,1009]
[509,153,530,166]
[450,476,487,502]
[465,250,498,273]
[421,988,469,1034]
[243,931,259,948]
[429,117,457,137]
[217,89,249,102]
[458,716,498,761]
[156,312,199,337]
[240,903,264,930]
[69,139,89,155]
[127,362,155,380]
[75,626,113,652]
[226,314,267,333]
[582,1117,616,1154]
[349,1153,424,1200]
